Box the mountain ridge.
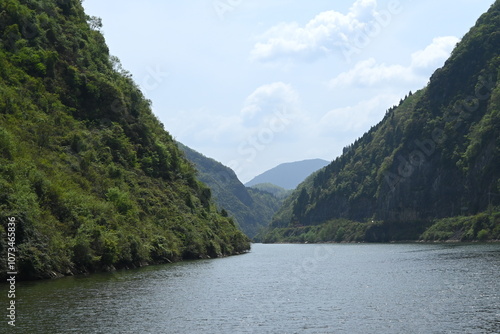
[178,143,284,238]
[262,1,500,243]
[245,159,330,190]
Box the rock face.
[268,1,500,240]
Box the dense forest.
[261,1,500,243]
[178,143,285,238]
[0,0,249,280]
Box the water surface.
[1,243,500,333]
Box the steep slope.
[178,143,283,238]
[249,183,292,200]
[245,159,330,190]
[264,1,500,243]
[0,0,249,280]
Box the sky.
[82,0,495,183]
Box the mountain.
[249,183,292,199]
[0,0,249,280]
[245,159,330,190]
[177,143,284,238]
[262,1,500,243]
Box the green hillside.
[0,0,249,280]
[249,183,292,200]
[262,1,500,243]
[178,143,283,238]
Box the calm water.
[1,243,500,333]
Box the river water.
[1,243,500,333]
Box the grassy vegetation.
[260,219,369,244]
[260,219,429,243]
[261,209,500,244]
[421,209,500,241]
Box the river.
[1,243,500,333]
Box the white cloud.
[329,58,413,87]
[318,94,399,135]
[329,36,460,88]
[240,82,300,127]
[221,82,304,182]
[350,0,378,21]
[250,0,398,62]
[411,36,460,70]
[170,82,301,144]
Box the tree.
[87,16,102,32]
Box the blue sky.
[83,0,494,183]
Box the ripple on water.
[2,243,500,334]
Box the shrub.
[477,229,490,241]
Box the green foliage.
[250,183,292,199]
[105,187,134,215]
[0,127,15,159]
[178,143,287,239]
[261,218,433,243]
[265,2,500,242]
[421,209,500,241]
[261,219,367,243]
[0,0,249,280]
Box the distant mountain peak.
[177,143,286,238]
[245,159,330,190]
[263,1,500,243]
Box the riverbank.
[258,210,500,244]
[1,245,251,282]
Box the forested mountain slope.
[0,0,249,280]
[178,143,283,238]
[263,1,500,243]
